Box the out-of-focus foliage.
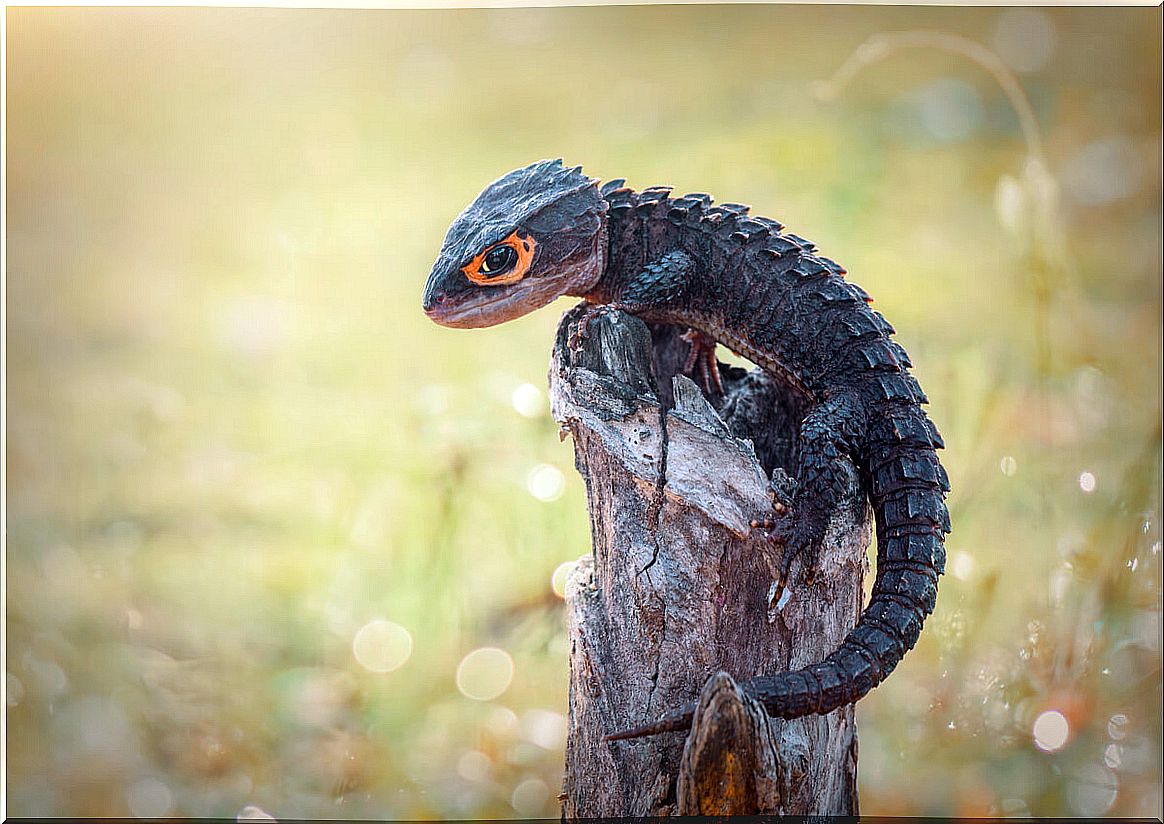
[5,6,1161,819]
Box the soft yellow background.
[5,5,1161,819]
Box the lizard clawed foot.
[748,501,788,532]
[750,503,822,610]
[765,533,820,610]
[681,328,724,396]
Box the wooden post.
[550,306,871,817]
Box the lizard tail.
[602,704,697,741]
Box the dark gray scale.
[863,435,942,482]
[924,417,945,449]
[817,256,847,276]
[680,192,714,212]
[849,621,907,663]
[847,623,905,669]
[809,663,847,708]
[728,254,793,336]
[667,199,698,225]
[802,278,866,307]
[867,373,928,405]
[638,185,673,201]
[783,232,816,252]
[635,196,669,216]
[818,344,895,391]
[699,206,735,226]
[778,672,818,716]
[621,250,694,307]
[730,218,772,243]
[750,671,812,718]
[600,178,628,195]
[751,215,784,233]
[791,256,830,281]
[772,277,869,384]
[879,532,947,576]
[870,449,948,493]
[767,236,804,257]
[645,201,683,260]
[853,340,904,372]
[874,568,939,613]
[863,597,926,649]
[801,310,891,382]
[607,191,637,218]
[603,191,648,289]
[834,647,879,698]
[835,314,881,339]
[718,202,751,215]
[872,410,945,449]
[878,488,950,534]
[886,341,913,369]
[707,210,750,243]
[870,310,897,336]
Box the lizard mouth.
[423,287,540,329]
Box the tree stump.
[550,305,871,817]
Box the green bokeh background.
[5,5,1161,819]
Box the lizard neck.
[573,192,646,305]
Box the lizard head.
[422,159,608,328]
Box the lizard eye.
[462,231,537,286]
[481,244,517,276]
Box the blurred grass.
[4,5,1161,819]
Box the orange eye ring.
[462,231,537,286]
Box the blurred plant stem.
[816,30,1072,515]
[815,31,1045,160]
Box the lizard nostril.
[424,291,447,313]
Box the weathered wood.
[675,671,781,815]
[551,305,870,817]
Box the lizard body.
[422,159,950,740]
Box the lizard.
[422,158,950,741]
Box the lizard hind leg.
[754,512,821,610]
[755,393,866,607]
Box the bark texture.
[551,305,871,817]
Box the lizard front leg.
[753,391,866,607]
[571,249,697,351]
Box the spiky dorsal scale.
[600,178,628,195]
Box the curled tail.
[605,404,949,741]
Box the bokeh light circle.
[352,619,413,673]
[455,647,514,701]
[511,383,545,418]
[127,778,173,819]
[1067,764,1118,816]
[551,560,579,598]
[527,464,565,502]
[457,750,492,782]
[511,777,550,816]
[1032,709,1070,752]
